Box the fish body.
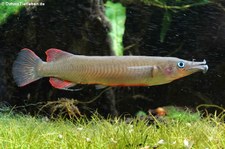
[12,48,208,89]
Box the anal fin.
[49,78,76,90]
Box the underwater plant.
[141,0,211,42]
[115,0,213,42]
[140,0,210,9]
[105,1,126,56]
[39,98,82,119]
[160,10,172,43]
[0,0,33,24]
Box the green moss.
[0,111,225,148]
[0,0,32,25]
[166,106,201,122]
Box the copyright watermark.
[0,2,45,6]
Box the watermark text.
[0,2,45,6]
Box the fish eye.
[177,61,185,68]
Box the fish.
[12,48,208,90]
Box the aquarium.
[1,0,224,116]
[1,0,225,148]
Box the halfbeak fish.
[12,48,208,90]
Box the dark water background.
[0,0,224,117]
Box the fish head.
[157,58,208,82]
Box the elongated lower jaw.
[188,59,208,74]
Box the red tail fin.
[12,48,43,87]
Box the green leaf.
[160,10,172,43]
[105,1,126,56]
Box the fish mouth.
[187,59,208,74]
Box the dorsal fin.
[49,78,76,89]
[45,48,74,62]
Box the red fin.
[45,48,73,62]
[49,78,76,89]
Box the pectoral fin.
[127,66,154,78]
[95,85,108,89]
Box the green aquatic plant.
[0,110,225,148]
[140,0,210,10]
[166,106,201,122]
[104,0,212,45]
[160,10,172,43]
[141,0,212,42]
[0,0,32,24]
[105,1,126,56]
